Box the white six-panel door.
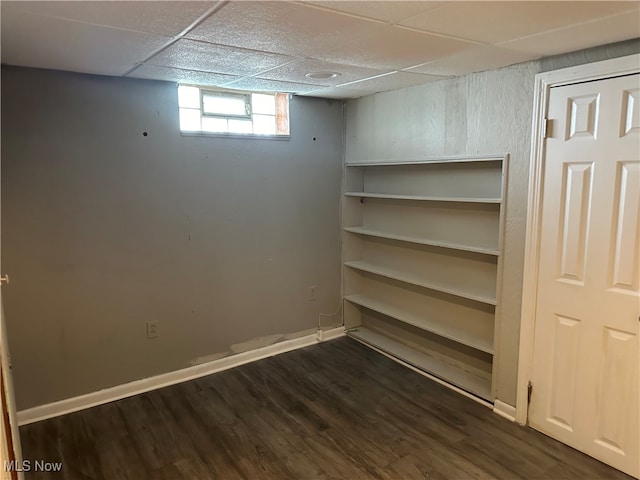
[529,73,639,478]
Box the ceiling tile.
[300,86,372,99]
[185,1,381,57]
[339,71,445,92]
[258,58,392,86]
[501,10,640,56]
[0,11,170,76]
[147,39,295,77]
[303,1,442,23]
[314,25,479,70]
[223,77,323,93]
[399,1,639,44]
[128,64,239,87]
[1,1,214,37]
[404,45,540,76]
[2,0,638,99]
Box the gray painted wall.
[344,39,640,407]
[1,66,344,410]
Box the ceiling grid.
[1,1,638,98]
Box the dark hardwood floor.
[20,337,631,479]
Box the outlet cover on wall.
[146,321,158,339]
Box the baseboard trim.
[17,327,345,426]
[316,326,345,342]
[493,399,517,422]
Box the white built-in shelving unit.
[342,155,508,402]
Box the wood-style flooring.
[20,337,631,479]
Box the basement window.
[178,85,290,137]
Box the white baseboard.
[17,327,345,426]
[316,326,345,342]
[493,399,517,422]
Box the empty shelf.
[344,156,504,167]
[344,226,500,256]
[348,327,492,401]
[344,192,502,203]
[344,260,497,306]
[344,294,494,354]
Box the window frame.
[200,90,252,120]
[178,85,291,140]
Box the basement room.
[0,1,639,479]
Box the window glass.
[179,108,201,131]
[253,114,276,135]
[228,119,253,134]
[202,93,248,117]
[178,85,200,109]
[201,116,227,133]
[252,94,276,115]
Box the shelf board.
[344,192,502,203]
[344,156,505,167]
[347,327,492,401]
[344,226,500,256]
[344,260,497,306]
[344,294,494,354]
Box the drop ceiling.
[1,1,639,99]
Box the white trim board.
[344,153,508,167]
[516,53,640,426]
[493,399,517,422]
[316,327,345,342]
[17,327,345,426]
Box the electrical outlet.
[309,286,317,302]
[146,321,158,339]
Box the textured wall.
[1,66,344,410]
[344,40,639,406]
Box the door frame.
[1,298,22,480]
[515,53,640,425]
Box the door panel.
[566,93,599,139]
[547,315,580,431]
[621,88,640,135]
[610,161,639,292]
[558,162,593,283]
[595,327,635,455]
[530,74,639,478]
